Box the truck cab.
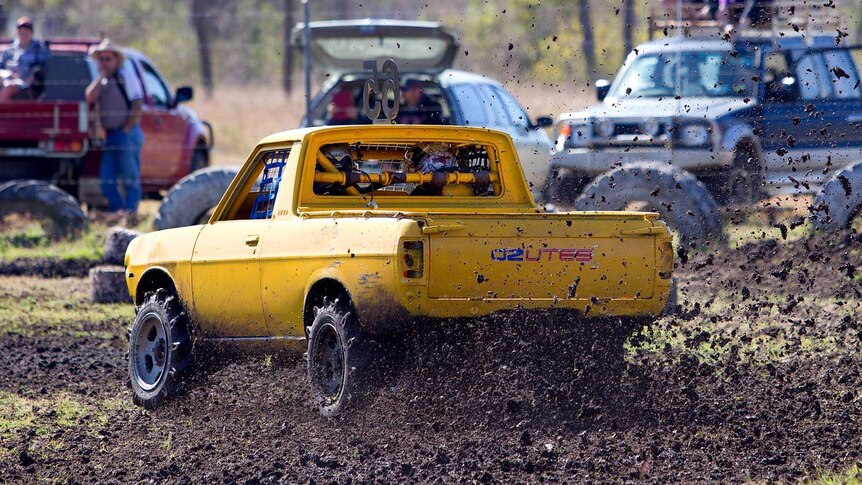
[0,38,212,206]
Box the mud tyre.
[0,180,88,238]
[307,300,370,417]
[128,289,193,410]
[574,162,723,245]
[102,226,142,265]
[153,166,239,230]
[810,161,862,231]
[89,265,130,303]
[545,169,590,207]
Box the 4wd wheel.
[575,162,723,246]
[154,166,239,230]
[703,146,763,206]
[129,289,193,409]
[810,161,862,232]
[545,169,590,207]
[190,146,209,173]
[306,300,369,417]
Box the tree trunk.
[622,0,636,55]
[576,0,596,82]
[283,0,295,94]
[190,0,214,97]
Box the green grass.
[812,462,862,484]
[0,276,134,338]
[0,391,131,442]
[0,222,104,262]
[626,291,857,368]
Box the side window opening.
[493,86,531,128]
[311,141,499,198]
[451,85,489,126]
[220,149,290,221]
[794,54,830,101]
[822,51,862,99]
[140,60,171,108]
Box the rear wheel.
[128,289,193,409]
[306,299,370,417]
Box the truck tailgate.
[426,214,660,301]
[0,102,88,141]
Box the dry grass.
[186,85,306,167]
[185,83,593,167]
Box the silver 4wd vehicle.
[549,33,862,206]
[293,19,554,199]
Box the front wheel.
[128,289,193,409]
[306,300,370,417]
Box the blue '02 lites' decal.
[491,248,593,262]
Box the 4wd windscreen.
[611,50,757,98]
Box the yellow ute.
[123,125,674,415]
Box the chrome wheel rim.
[133,312,168,392]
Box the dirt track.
[1,234,861,482]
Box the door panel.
[138,60,186,185]
[191,220,266,337]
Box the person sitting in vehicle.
[0,17,49,102]
[396,79,443,125]
[326,88,359,125]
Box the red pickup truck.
[0,38,211,207]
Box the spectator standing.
[85,39,145,215]
[0,16,49,101]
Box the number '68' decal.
[362,59,400,124]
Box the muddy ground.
[1,233,861,483]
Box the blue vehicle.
[549,30,862,205]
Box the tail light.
[40,140,84,153]
[658,240,673,279]
[402,240,424,279]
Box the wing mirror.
[529,116,554,130]
[174,86,194,106]
[596,79,611,102]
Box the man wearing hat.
[0,16,49,101]
[85,39,145,214]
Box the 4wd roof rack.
[648,0,845,45]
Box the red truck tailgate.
[0,102,88,142]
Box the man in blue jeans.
[84,39,144,214]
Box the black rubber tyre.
[128,289,193,410]
[153,166,239,230]
[661,278,678,317]
[0,180,88,238]
[810,161,862,231]
[545,169,590,207]
[574,162,724,245]
[701,146,764,206]
[89,265,130,303]
[306,299,370,417]
[190,146,209,173]
[102,226,142,265]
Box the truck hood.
[559,97,753,122]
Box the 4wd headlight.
[679,124,710,146]
[594,119,615,138]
